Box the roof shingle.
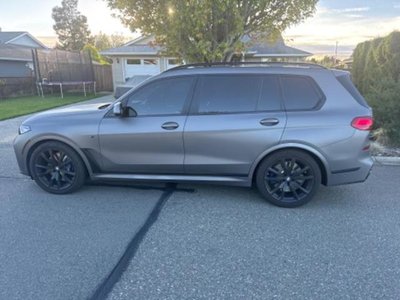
[0,32,26,44]
[0,44,33,61]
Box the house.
[0,31,47,78]
[101,34,312,90]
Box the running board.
[91,173,251,187]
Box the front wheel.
[29,141,86,194]
[256,150,321,208]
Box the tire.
[255,150,321,208]
[29,141,86,194]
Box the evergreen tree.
[52,0,92,51]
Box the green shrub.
[352,31,400,146]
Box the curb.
[372,156,400,166]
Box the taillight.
[351,116,374,131]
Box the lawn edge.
[0,94,108,121]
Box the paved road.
[1,96,400,299]
[108,166,400,300]
[0,96,164,300]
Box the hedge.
[352,31,400,146]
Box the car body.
[14,62,373,207]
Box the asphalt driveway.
[1,97,400,299]
[0,96,164,299]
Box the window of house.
[126,59,141,65]
[143,59,158,65]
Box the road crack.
[89,183,186,300]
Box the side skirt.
[91,173,251,187]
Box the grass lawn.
[0,93,100,121]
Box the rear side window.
[336,75,369,108]
[258,76,282,111]
[280,76,324,110]
[194,75,262,114]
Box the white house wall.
[111,57,125,91]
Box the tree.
[52,0,92,51]
[93,32,111,50]
[93,32,127,50]
[308,56,337,68]
[83,44,110,64]
[105,0,317,62]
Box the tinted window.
[281,76,323,110]
[258,76,282,111]
[127,77,193,116]
[336,75,369,108]
[194,76,262,114]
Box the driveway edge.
[373,156,400,166]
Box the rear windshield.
[336,75,369,108]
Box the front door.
[99,76,195,174]
[184,74,286,176]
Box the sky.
[0,0,399,58]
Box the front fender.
[23,134,95,177]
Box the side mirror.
[113,101,123,116]
[127,106,138,117]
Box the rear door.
[183,74,286,176]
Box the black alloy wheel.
[256,150,321,207]
[29,142,86,194]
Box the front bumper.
[13,134,31,176]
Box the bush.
[352,31,400,146]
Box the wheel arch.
[25,136,94,178]
[250,143,329,186]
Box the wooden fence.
[93,64,113,92]
[0,64,112,99]
[0,77,35,100]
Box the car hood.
[23,102,112,125]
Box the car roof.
[158,62,331,78]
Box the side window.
[193,75,262,114]
[280,76,324,110]
[127,77,194,116]
[258,76,282,111]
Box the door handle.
[260,118,280,126]
[161,122,179,130]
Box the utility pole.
[334,41,339,65]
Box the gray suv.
[13,62,374,207]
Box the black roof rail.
[164,61,326,72]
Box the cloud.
[284,4,400,56]
[333,7,370,13]
[344,14,364,18]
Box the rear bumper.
[326,155,373,186]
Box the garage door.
[125,58,160,78]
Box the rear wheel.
[256,150,321,208]
[29,141,86,194]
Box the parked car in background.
[14,62,373,207]
[114,75,151,98]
